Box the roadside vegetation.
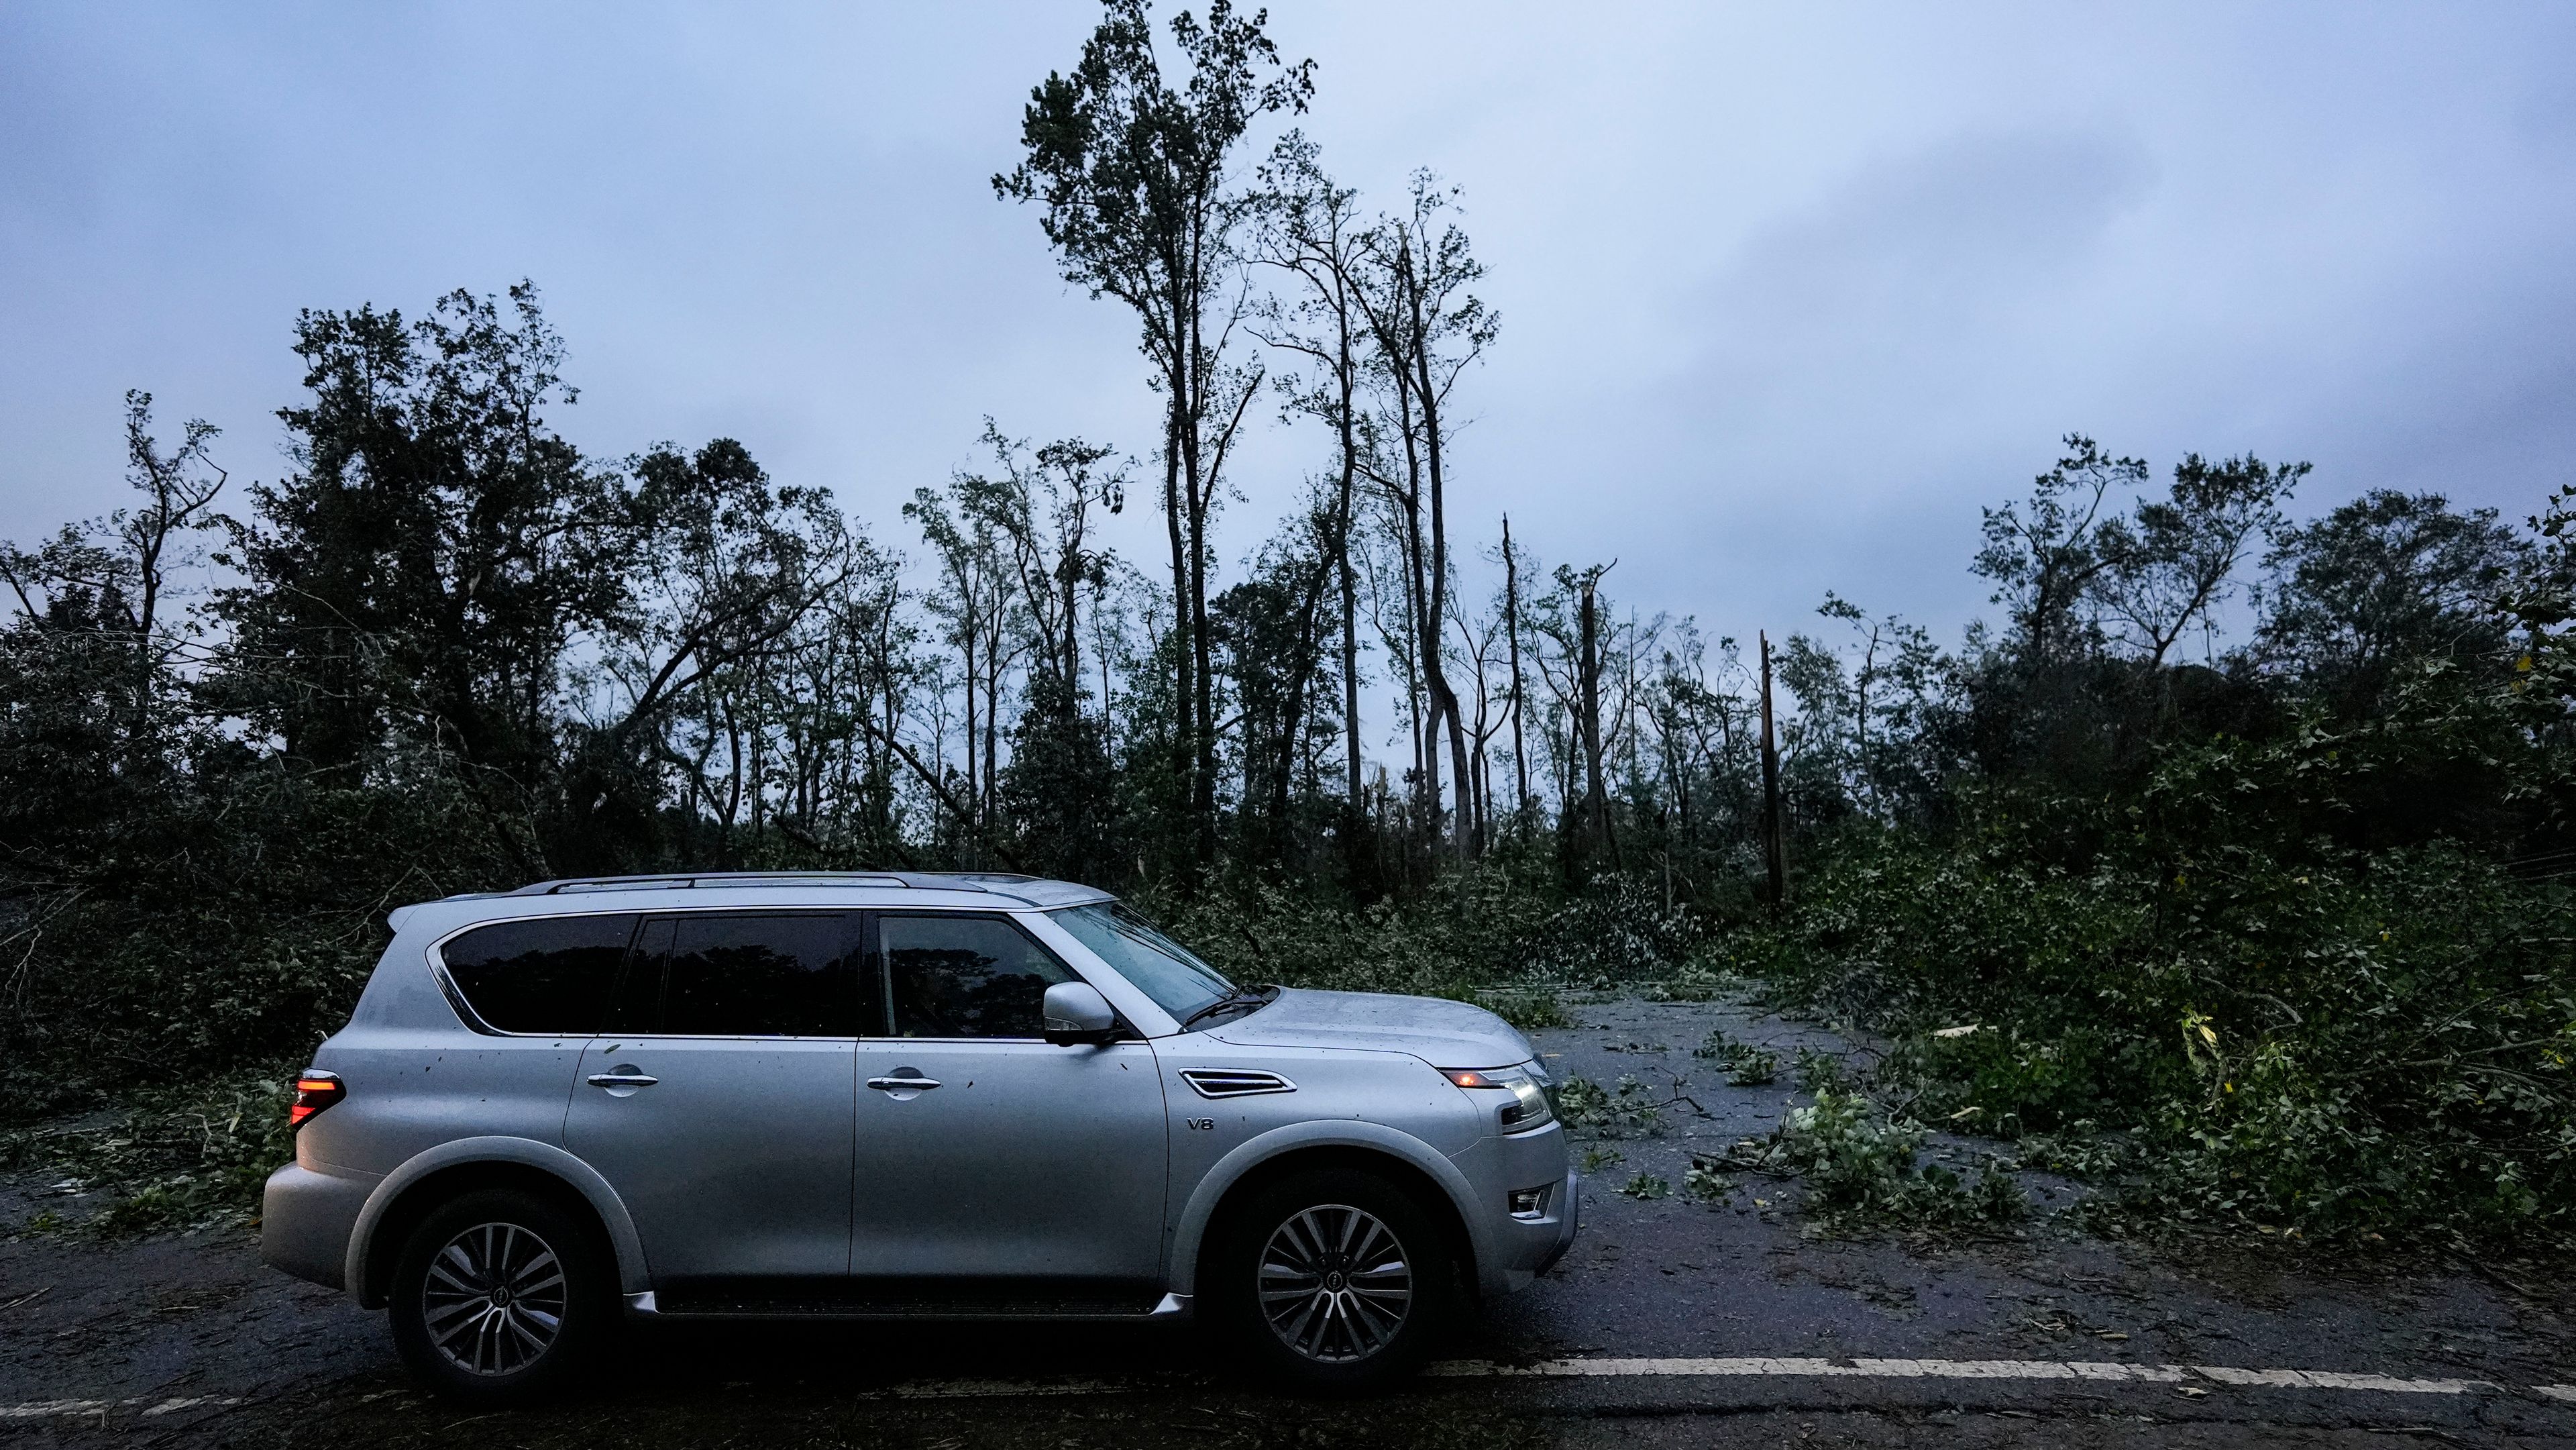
[1751,727,2576,1249]
[1,1067,296,1235]
[4,1,2572,1257]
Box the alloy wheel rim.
[421,1221,568,1377]
[1257,1204,1412,1362]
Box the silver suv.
[262,872,1578,1400]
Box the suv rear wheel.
[1211,1167,1454,1392]
[388,1187,609,1404]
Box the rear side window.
[625,913,859,1037]
[881,915,1076,1039]
[439,915,637,1034]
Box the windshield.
[1051,902,1238,1023]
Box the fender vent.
[1180,1069,1297,1100]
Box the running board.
[627,1290,1191,1322]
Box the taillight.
[290,1070,345,1129]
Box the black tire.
[388,1187,612,1405]
[1208,1167,1456,1394]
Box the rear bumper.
[260,1161,378,1292]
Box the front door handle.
[586,1072,659,1088]
[867,1076,942,1092]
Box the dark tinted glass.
[883,915,1075,1038]
[441,915,635,1033]
[1051,903,1234,1021]
[605,918,674,1033]
[655,913,857,1037]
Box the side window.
[635,913,859,1037]
[439,915,637,1034]
[882,915,1077,1039]
[605,918,674,1033]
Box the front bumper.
[1447,1115,1580,1299]
[260,1161,378,1292]
[1534,1168,1580,1276]
[1483,1168,1580,1297]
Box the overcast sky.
[5,1,2572,651]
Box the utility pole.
[1759,629,1785,910]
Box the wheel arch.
[347,1137,648,1307]
[1169,1124,1485,1302]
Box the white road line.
[0,1395,244,1422]
[2190,1366,2488,1394]
[1424,1357,2500,1395]
[0,1364,2553,1420]
[141,1395,247,1416]
[877,1378,1120,1400]
[0,1400,109,1420]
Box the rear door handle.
[867,1076,941,1092]
[586,1072,659,1088]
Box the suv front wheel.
[1212,1167,1454,1392]
[388,1187,610,1404]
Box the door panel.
[562,911,861,1284]
[851,1038,1167,1283]
[566,1035,855,1281]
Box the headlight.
[1440,1061,1556,1134]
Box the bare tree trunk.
[1342,545,1361,805]
[1504,513,1527,823]
[1254,151,1371,817]
[1061,552,1081,697]
[1428,634,1472,860]
[981,643,999,839]
[1468,659,1493,847]
[1336,368,1362,810]
[961,588,978,838]
[1854,625,1876,817]
[1186,456,1217,875]
[1579,576,1610,858]
[1760,629,1785,910]
[1269,537,1334,834]
[751,707,768,840]
[1162,415,1195,872]
[1560,717,1576,819]
[1388,389,1440,831]
[1388,488,1432,819]
[1407,259,1474,864]
[722,698,745,862]
[1411,623,1432,819]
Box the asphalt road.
[4,997,2573,1447]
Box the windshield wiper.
[1180,985,1277,1031]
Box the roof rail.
[506,871,913,896]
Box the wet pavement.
[3,997,2573,1447]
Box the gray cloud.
[3,1,2571,651]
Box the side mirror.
[1042,981,1120,1045]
